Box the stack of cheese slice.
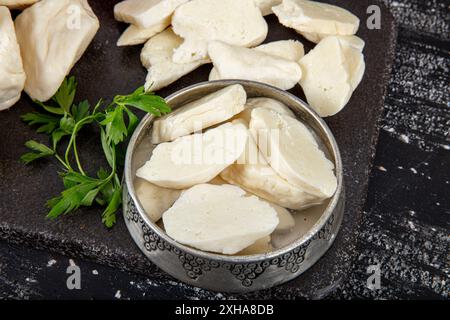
[249,107,337,197]
[171,0,268,64]
[140,28,210,92]
[135,85,337,255]
[113,0,365,118]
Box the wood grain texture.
[330,0,449,299]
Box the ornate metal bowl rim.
[124,80,343,263]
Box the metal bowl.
[123,80,344,293]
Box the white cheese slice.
[117,22,168,46]
[207,41,302,90]
[171,0,268,64]
[249,108,337,198]
[15,0,99,101]
[237,97,295,124]
[255,39,304,61]
[209,39,304,84]
[0,0,38,9]
[141,28,209,92]
[137,122,248,189]
[151,84,246,144]
[238,236,272,255]
[163,183,279,254]
[272,204,295,232]
[220,120,324,209]
[134,178,181,222]
[0,6,26,111]
[340,39,365,90]
[253,0,281,16]
[114,0,188,29]
[273,0,359,35]
[299,36,364,116]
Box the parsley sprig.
[21,77,170,227]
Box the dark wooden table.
[0,0,448,299]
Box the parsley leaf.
[20,140,55,164]
[100,128,115,169]
[101,105,127,145]
[46,180,103,219]
[72,100,90,122]
[34,100,66,115]
[102,184,121,228]
[114,86,171,116]
[60,115,76,134]
[52,76,77,113]
[51,129,69,149]
[21,112,60,134]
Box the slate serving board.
[0,0,397,298]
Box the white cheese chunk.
[273,0,359,36]
[134,178,181,222]
[152,84,246,144]
[0,6,26,111]
[171,0,268,64]
[237,97,295,124]
[253,0,281,16]
[298,31,323,43]
[299,36,365,116]
[207,41,302,90]
[272,204,295,232]
[238,236,272,255]
[220,120,324,209]
[340,39,365,90]
[114,0,187,29]
[163,184,279,254]
[15,0,99,101]
[141,28,209,91]
[137,122,248,189]
[255,39,304,61]
[117,22,168,46]
[0,0,38,9]
[249,108,337,198]
[141,28,209,92]
[140,28,182,69]
[209,40,304,84]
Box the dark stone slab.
[0,0,397,298]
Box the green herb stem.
[20,77,170,227]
